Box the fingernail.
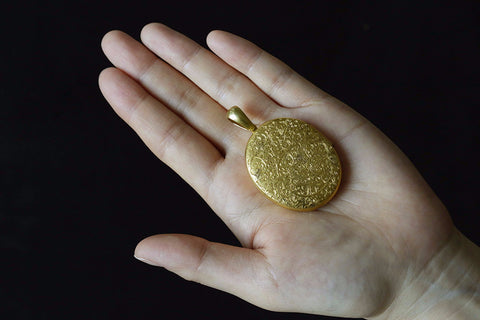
[134,255,155,265]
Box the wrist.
[371,228,480,320]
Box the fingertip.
[101,30,124,50]
[97,67,148,121]
[206,29,233,49]
[133,234,204,271]
[206,30,257,69]
[140,22,158,37]
[97,67,120,93]
[98,66,117,79]
[140,22,170,42]
[141,22,163,32]
[133,254,157,266]
[134,235,161,266]
[133,235,153,259]
[206,29,222,41]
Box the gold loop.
[227,106,257,132]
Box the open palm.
[99,23,454,319]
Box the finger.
[140,23,279,124]
[101,30,233,154]
[206,30,331,109]
[206,30,375,147]
[98,67,222,199]
[134,234,279,310]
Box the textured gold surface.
[245,118,341,211]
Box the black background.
[1,1,479,319]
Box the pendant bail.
[227,106,257,132]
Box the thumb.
[134,234,277,309]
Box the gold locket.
[227,106,341,211]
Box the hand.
[99,23,479,319]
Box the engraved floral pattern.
[246,118,341,210]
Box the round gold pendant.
[227,106,341,211]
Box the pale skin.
[99,23,480,319]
